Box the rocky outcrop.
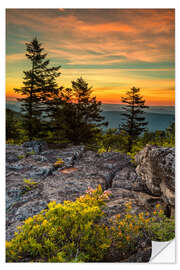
[135,144,175,210]
[6,142,175,262]
[22,141,48,154]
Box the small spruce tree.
[120,86,148,152]
[70,77,108,144]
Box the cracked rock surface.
[6,142,175,262]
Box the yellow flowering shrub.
[110,202,145,254]
[145,204,175,241]
[6,185,111,262]
[54,158,64,168]
[6,188,175,262]
[110,202,175,256]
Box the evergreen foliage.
[14,38,61,140]
[6,109,20,140]
[46,77,108,145]
[120,87,148,152]
[69,77,108,144]
[97,121,175,158]
[97,128,128,153]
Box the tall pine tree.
[14,38,61,140]
[120,86,148,152]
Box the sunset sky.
[6,8,175,106]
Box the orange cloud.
[6,9,174,65]
[79,22,135,33]
[6,53,25,62]
[6,9,175,106]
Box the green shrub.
[26,150,36,156]
[18,154,25,160]
[6,185,111,262]
[6,139,22,145]
[127,141,144,165]
[97,129,129,153]
[21,178,38,194]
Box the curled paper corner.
[150,239,175,263]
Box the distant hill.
[101,104,175,115]
[101,111,175,132]
[6,101,21,113]
[6,100,175,132]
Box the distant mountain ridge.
[6,100,175,132]
[6,100,175,115]
[6,101,21,113]
[101,111,175,132]
[101,103,175,115]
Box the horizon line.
[6,98,175,107]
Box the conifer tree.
[120,86,148,152]
[70,77,108,144]
[14,38,61,140]
[48,77,108,145]
[43,86,70,144]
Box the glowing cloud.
[6,9,175,106]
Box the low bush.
[110,202,145,255]
[6,185,111,262]
[6,188,175,262]
[54,158,64,168]
[145,204,175,241]
[110,202,175,257]
[26,150,36,156]
[18,154,25,160]
[21,178,38,194]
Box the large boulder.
[135,144,175,208]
